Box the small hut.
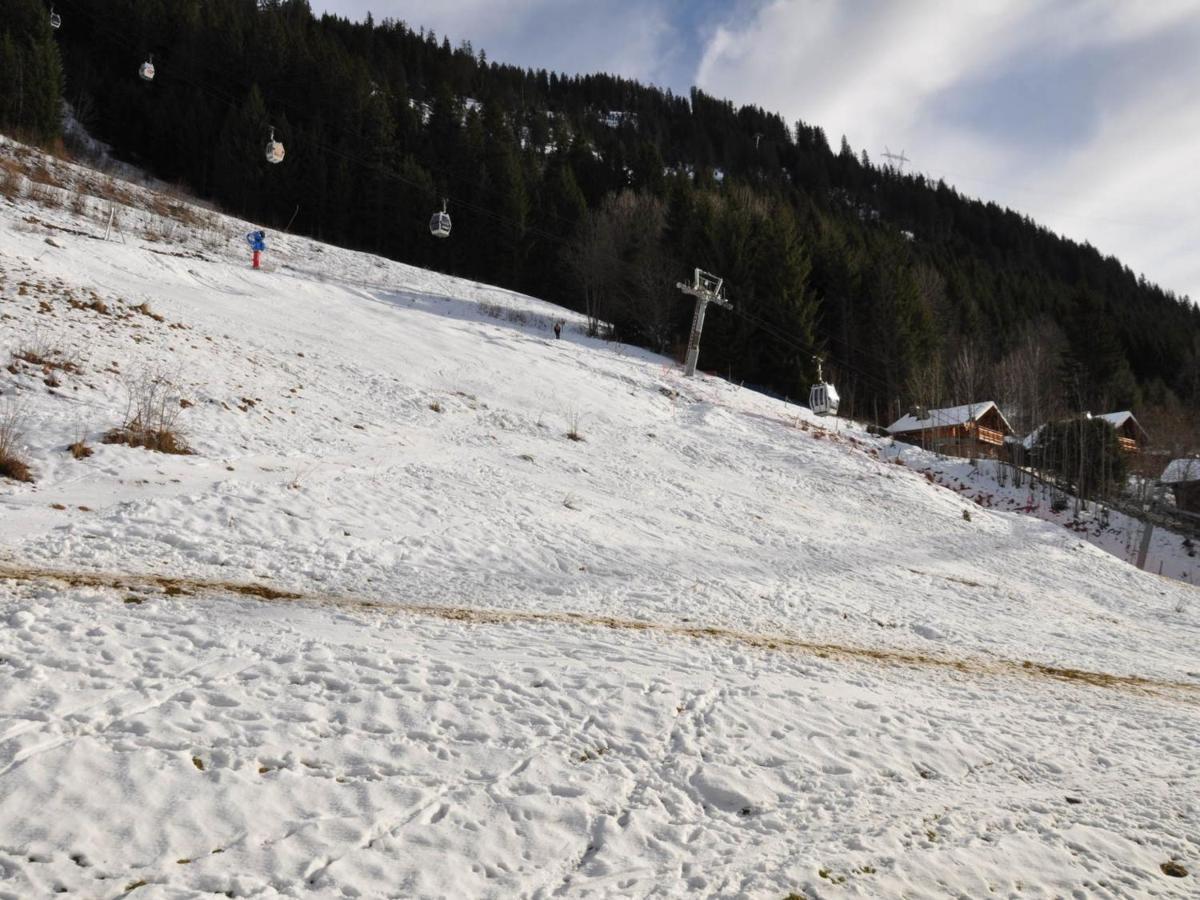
[1094,411,1148,453]
[887,401,1013,459]
[1161,458,1200,512]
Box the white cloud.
[696,0,1200,299]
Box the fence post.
[1136,518,1154,570]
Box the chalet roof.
[1021,424,1046,450]
[887,401,1012,436]
[1095,411,1149,441]
[1161,458,1200,484]
[1021,412,1148,450]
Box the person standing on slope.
[553,320,563,339]
[245,230,267,270]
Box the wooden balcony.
[1117,436,1138,453]
[975,425,1005,446]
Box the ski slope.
[0,139,1197,898]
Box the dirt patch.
[905,567,985,589]
[0,565,299,603]
[0,562,1195,702]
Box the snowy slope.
[885,446,1200,585]
[1,139,1198,899]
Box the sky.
[313,0,1200,302]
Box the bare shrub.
[66,421,93,460]
[478,301,504,319]
[103,369,192,454]
[10,334,80,375]
[0,402,33,482]
[566,411,585,442]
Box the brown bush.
[0,456,32,482]
[10,336,80,375]
[102,426,190,455]
[68,294,109,315]
[104,368,192,455]
[131,302,165,322]
[0,404,33,483]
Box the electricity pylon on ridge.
[882,146,910,173]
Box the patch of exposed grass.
[0,404,34,483]
[566,412,585,442]
[105,369,192,454]
[103,426,191,455]
[0,455,32,483]
[10,338,80,375]
[67,295,110,315]
[130,301,165,322]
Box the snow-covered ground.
[884,446,1200,585]
[1,139,1198,898]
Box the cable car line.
[49,0,889,410]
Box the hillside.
[1,139,1198,897]
[6,0,1200,428]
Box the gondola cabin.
[430,201,451,238]
[808,359,839,417]
[265,128,285,164]
[809,381,839,417]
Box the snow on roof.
[1161,458,1200,483]
[887,401,1009,435]
[1021,423,1046,450]
[1095,411,1147,440]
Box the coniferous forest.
[5,0,1200,437]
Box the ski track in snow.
[0,137,1198,898]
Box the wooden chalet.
[1020,410,1148,461]
[1095,411,1148,454]
[886,401,1013,459]
[1161,458,1200,512]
